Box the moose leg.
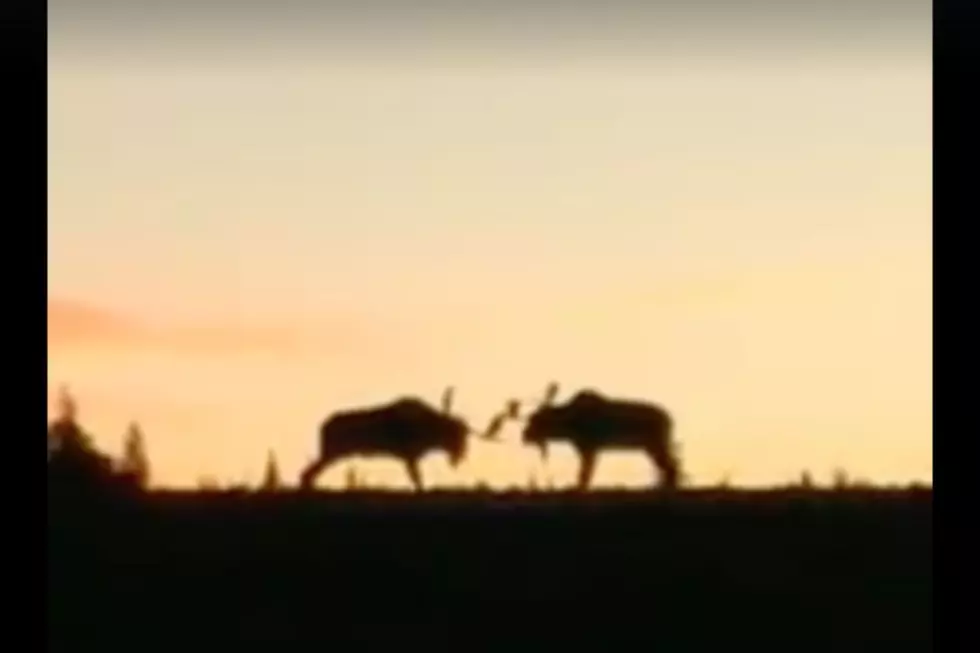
[299,458,329,489]
[404,457,424,492]
[647,443,680,490]
[576,448,598,491]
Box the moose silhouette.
[299,387,496,491]
[512,383,682,490]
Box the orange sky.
[48,297,393,360]
[47,245,932,490]
[47,13,931,489]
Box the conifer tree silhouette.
[47,385,121,493]
[120,422,151,488]
[48,385,98,457]
[261,450,281,491]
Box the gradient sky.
[48,2,932,488]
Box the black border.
[24,0,49,649]
[933,1,953,651]
[40,2,939,651]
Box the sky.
[48,1,932,489]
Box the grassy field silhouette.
[48,484,931,651]
[47,386,931,651]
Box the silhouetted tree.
[119,422,151,488]
[799,470,814,489]
[55,383,77,422]
[47,386,129,498]
[261,451,281,491]
[833,468,850,489]
[48,384,94,455]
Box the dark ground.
[48,488,932,652]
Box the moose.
[505,382,682,490]
[299,387,496,491]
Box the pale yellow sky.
[47,29,931,488]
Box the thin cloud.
[48,299,149,346]
[47,298,405,361]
